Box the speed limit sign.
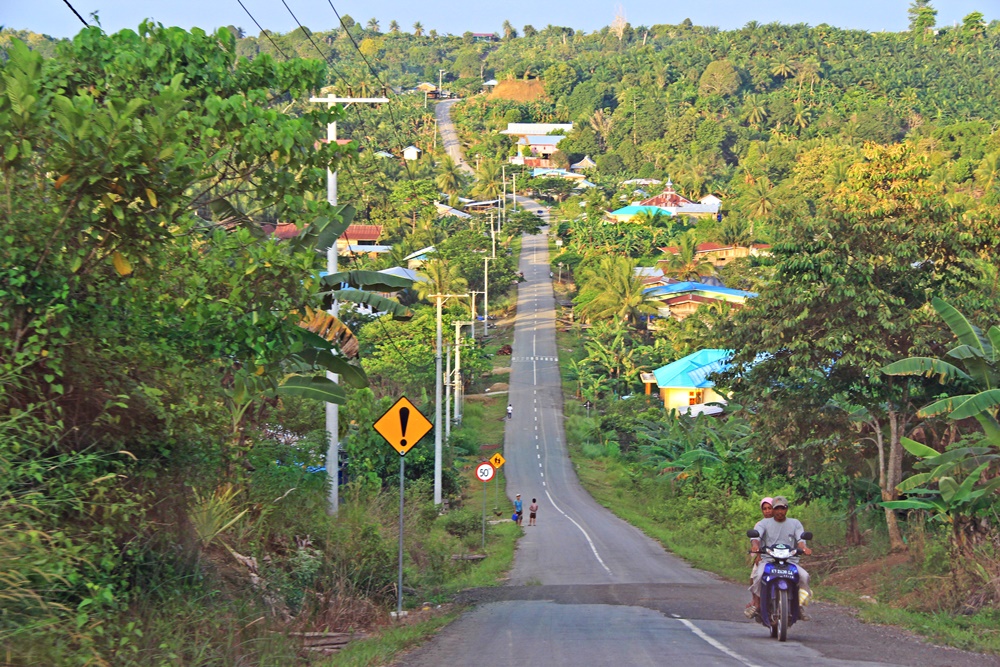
[475,461,495,483]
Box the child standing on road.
[513,494,523,526]
[506,404,513,420]
[528,498,538,526]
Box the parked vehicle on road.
[747,529,812,642]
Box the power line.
[324,1,418,181]
[61,0,89,27]
[236,0,290,60]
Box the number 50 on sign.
[476,462,495,482]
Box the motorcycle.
[746,528,812,642]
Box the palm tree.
[661,232,717,281]
[412,22,424,37]
[574,256,662,327]
[974,152,1000,192]
[366,18,380,33]
[771,57,795,79]
[796,58,821,100]
[435,156,463,198]
[502,20,516,40]
[746,176,775,219]
[743,94,767,128]
[388,20,399,33]
[792,102,811,131]
[416,259,468,302]
[589,108,614,151]
[472,159,501,200]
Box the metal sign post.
[476,462,495,549]
[489,452,505,518]
[374,397,433,617]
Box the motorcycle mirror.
[746,529,760,539]
[801,531,813,541]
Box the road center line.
[676,618,763,667]
[544,488,612,576]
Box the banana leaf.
[918,395,975,418]
[329,290,413,320]
[321,270,413,292]
[948,389,1000,421]
[277,375,347,403]
[880,499,947,511]
[901,436,939,459]
[881,357,971,384]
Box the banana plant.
[882,437,1000,546]
[881,297,1000,445]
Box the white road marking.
[676,618,763,667]
[544,488,611,575]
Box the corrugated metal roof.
[652,349,733,389]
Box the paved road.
[396,129,997,665]
[434,99,474,174]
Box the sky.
[2,1,994,39]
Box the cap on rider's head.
[771,496,789,509]
[760,497,773,508]
[516,493,521,497]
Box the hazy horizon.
[3,1,993,41]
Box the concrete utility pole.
[445,342,452,442]
[453,321,473,424]
[469,291,482,337]
[309,93,387,516]
[438,69,446,96]
[431,293,468,505]
[501,165,506,225]
[482,258,491,339]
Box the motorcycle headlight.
[770,547,794,559]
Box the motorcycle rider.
[745,496,812,620]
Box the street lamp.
[558,262,563,283]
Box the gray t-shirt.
[753,517,806,562]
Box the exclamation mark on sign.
[398,407,410,448]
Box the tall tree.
[714,144,995,551]
[908,0,938,33]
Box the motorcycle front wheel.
[769,589,778,638]
[778,588,789,642]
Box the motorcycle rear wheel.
[778,588,789,642]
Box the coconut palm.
[771,57,795,79]
[412,22,424,37]
[743,94,767,128]
[388,20,400,33]
[366,18,380,33]
[416,259,468,302]
[472,159,502,200]
[746,176,775,219]
[589,108,614,151]
[661,231,717,281]
[435,156,463,198]
[574,255,662,327]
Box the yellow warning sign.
[490,452,506,469]
[374,396,433,457]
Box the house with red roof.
[640,180,721,217]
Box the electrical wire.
[237,0,291,60]
[61,0,89,27]
[323,1,417,181]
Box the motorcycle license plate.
[769,568,794,577]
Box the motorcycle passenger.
[746,496,812,620]
[745,497,774,618]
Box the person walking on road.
[528,498,538,526]
[506,404,513,420]
[513,494,523,526]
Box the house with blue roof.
[640,349,732,413]
[608,205,674,222]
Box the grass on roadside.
[319,610,460,667]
